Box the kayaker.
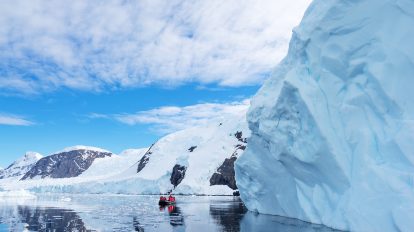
[168,195,175,202]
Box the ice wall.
[235,0,414,231]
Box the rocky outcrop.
[21,149,112,180]
[137,144,154,173]
[210,132,247,190]
[234,131,247,143]
[209,156,238,190]
[209,142,246,190]
[170,164,187,188]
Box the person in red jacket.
[160,196,166,201]
[168,195,175,202]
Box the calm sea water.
[0,194,339,231]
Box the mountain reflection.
[209,199,247,232]
[159,204,185,228]
[0,195,342,232]
[133,216,145,232]
[0,205,92,232]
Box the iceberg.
[235,0,414,231]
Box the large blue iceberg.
[235,0,414,231]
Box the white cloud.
[96,100,250,134]
[0,114,34,126]
[0,0,311,94]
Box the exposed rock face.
[21,149,112,180]
[188,146,197,152]
[170,164,187,188]
[137,144,154,173]
[234,131,247,143]
[210,156,237,190]
[210,133,247,190]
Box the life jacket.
[168,196,174,202]
[160,196,166,201]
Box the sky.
[0,0,311,167]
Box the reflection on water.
[0,205,90,232]
[0,195,341,232]
[210,200,246,232]
[133,217,144,232]
[21,206,88,231]
[159,205,185,228]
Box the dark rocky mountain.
[21,148,112,180]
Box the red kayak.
[159,195,176,206]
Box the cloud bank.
[0,114,33,126]
[93,100,249,134]
[0,0,311,94]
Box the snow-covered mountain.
[0,113,249,195]
[235,0,414,231]
[21,146,113,180]
[29,113,249,195]
[130,113,249,195]
[0,152,43,180]
[0,146,147,191]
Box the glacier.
[235,0,414,231]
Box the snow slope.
[235,0,414,231]
[79,148,147,179]
[0,152,43,180]
[57,145,111,154]
[41,113,248,195]
[1,111,249,195]
[133,112,249,195]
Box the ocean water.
[0,194,339,231]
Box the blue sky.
[0,0,310,167]
[0,84,258,166]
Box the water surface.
[0,194,339,231]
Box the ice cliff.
[235,0,414,231]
